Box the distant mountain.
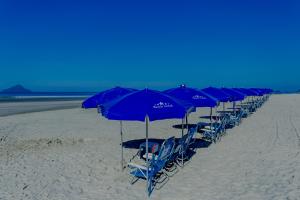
[1,85,32,94]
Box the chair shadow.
[172,123,198,129]
[190,139,211,149]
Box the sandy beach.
[0,94,299,200]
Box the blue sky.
[0,0,299,92]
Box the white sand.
[0,94,299,200]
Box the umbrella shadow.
[123,138,211,150]
[123,138,165,149]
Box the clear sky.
[0,0,299,92]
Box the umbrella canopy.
[266,88,273,94]
[244,88,260,96]
[233,88,257,96]
[164,85,218,107]
[220,88,245,101]
[258,88,269,94]
[82,86,137,108]
[202,87,231,102]
[250,88,265,96]
[101,88,194,121]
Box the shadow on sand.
[123,138,211,150]
[172,123,198,130]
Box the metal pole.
[209,107,213,142]
[145,115,149,193]
[181,116,184,167]
[120,121,124,171]
[210,107,213,123]
[223,102,225,111]
[185,114,188,131]
[233,101,236,115]
[215,106,220,121]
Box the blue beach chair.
[199,120,225,142]
[170,126,197,167]
[128,136,175,195]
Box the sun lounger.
[128,136,175,195]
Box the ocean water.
[0,92,95,102]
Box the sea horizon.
[0,91,96,102]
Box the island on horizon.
[1,84,32,94]
[0,84,96,103]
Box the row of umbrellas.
[82,85,272,114]
[82,85,272,159]
[82,85,272,195]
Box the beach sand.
[0,94,299,200]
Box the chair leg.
[130,176,139,185]
[154,171,169,190]
[164,163,178,177]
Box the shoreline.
[0,96,88,103]
[0,100,84,117]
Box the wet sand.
[0,100,83,117]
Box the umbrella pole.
[215,106,218,122]
[210,107,213,123]
[120,120,124,171]
[181,116,184,167]
[186,114,188,131]
[223,102,225,111]
[210,107,213,139]
[233,101,236,115]
[145,115,149,193]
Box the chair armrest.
[201,128,216,133]
[128,162,147,170]
[142,153,158,160]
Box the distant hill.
[1,85,32,94]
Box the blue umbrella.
[232,88,247,96]
[101,88,194,188]
[82,86,137,109]
[164,85,219,124]
[234,88,262,105]
[202,87,231,102]
[202,87,231,111]
[250,88,264,96]
[234,88,257,97]
[221,88,246,113]
[221,88,245,101]
[164,85,218,108]
[101,88,194,121]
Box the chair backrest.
[187,127,196,144]
[177,127,196,155]
[157,136,175,161]
[212,121,222,131]
[176,134,188,154]
[150,137,175,173]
